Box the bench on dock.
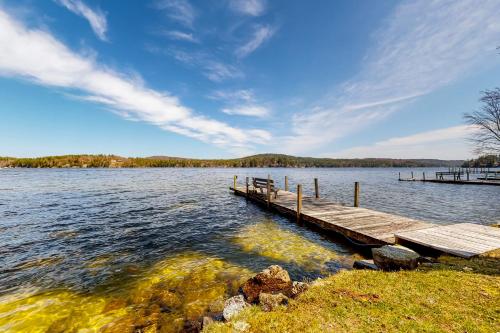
[252,177,279,198]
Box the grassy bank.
[206,254,500,332]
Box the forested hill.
[0,154,463,168]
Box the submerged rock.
[353,259,379,270]
[241,265,292,303]
[290,281,309,298]
[372,245,420,271]
[222,295,248,321]
[259,292,288,312]
[201,316,214,329]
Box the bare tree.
[464,88,500,154]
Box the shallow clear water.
[0,168,498,332]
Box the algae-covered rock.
[222,295,248,321]
[372,245,419,271]
[241,265,292,303]
[258,293,288,312]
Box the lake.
[0,168,498,332]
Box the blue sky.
[0,0,499,159]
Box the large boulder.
[222,295,248,321]
[259,293,288,312]
[241,265,292,303]
[372,245,420,271]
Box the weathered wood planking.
[231,186,434,245]
[231,186,500,257]
[395,223,500,258]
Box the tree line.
[0,154,463,168]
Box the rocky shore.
[188,245,426,332]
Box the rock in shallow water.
[353,259,379,270]
[223,295,249,321]
[372,245,420,271]
[241,265,292,303]
[259,292,288,312]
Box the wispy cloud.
[330,125,476,159]
[210,89,270,118]
[236,24,275,58]
[222,105,269,117]
[284,0,500,154]
[209,89,254,102]
[161,30,198,43]
[154,0,195,28]
[56,0,107,41]
[229,0,266,16]
[167,49,243,81]
[0,8,269,151]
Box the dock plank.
[395,223,500,258]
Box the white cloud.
[236,25,275,58]
[154,0,195,28]
[56,0,107,41]
[222,105,269,117]
[229,0,266,16]
[330,125,476,159]
[162,30,198,43]
[209,89,254,102]
[0,8,270,151]
[210,89,269,118]
[285,0,500,154]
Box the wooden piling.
[266,174,271,208]
[411,171,414,179]
[314,178,319,198]
[245,177,249,198]
[233,175,237,189]
[354,182,360,207]
[285,176,289,192]
[398,172,401,181]
[296,184,302,222]
[423,172,425,181]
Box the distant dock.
[230,176,500,258]
[399,168,500,186]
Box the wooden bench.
[252,177,279,199]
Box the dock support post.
[297,184,302,222]
[246,177,249,198]
[411,171,414,179]
[233,175,237,189]
[423,172,425,181]
[398,172,401,181]
[314,178,319,198]
[467,171,469,181]
[267,174,271,208]
[285,176,289,192]
[354,182,360,207]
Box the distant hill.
[0,154,463,168]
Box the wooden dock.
[399,170,500,186]
[230,177,500,258]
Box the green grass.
[205,255,500,333]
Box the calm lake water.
[0,168,498,332]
